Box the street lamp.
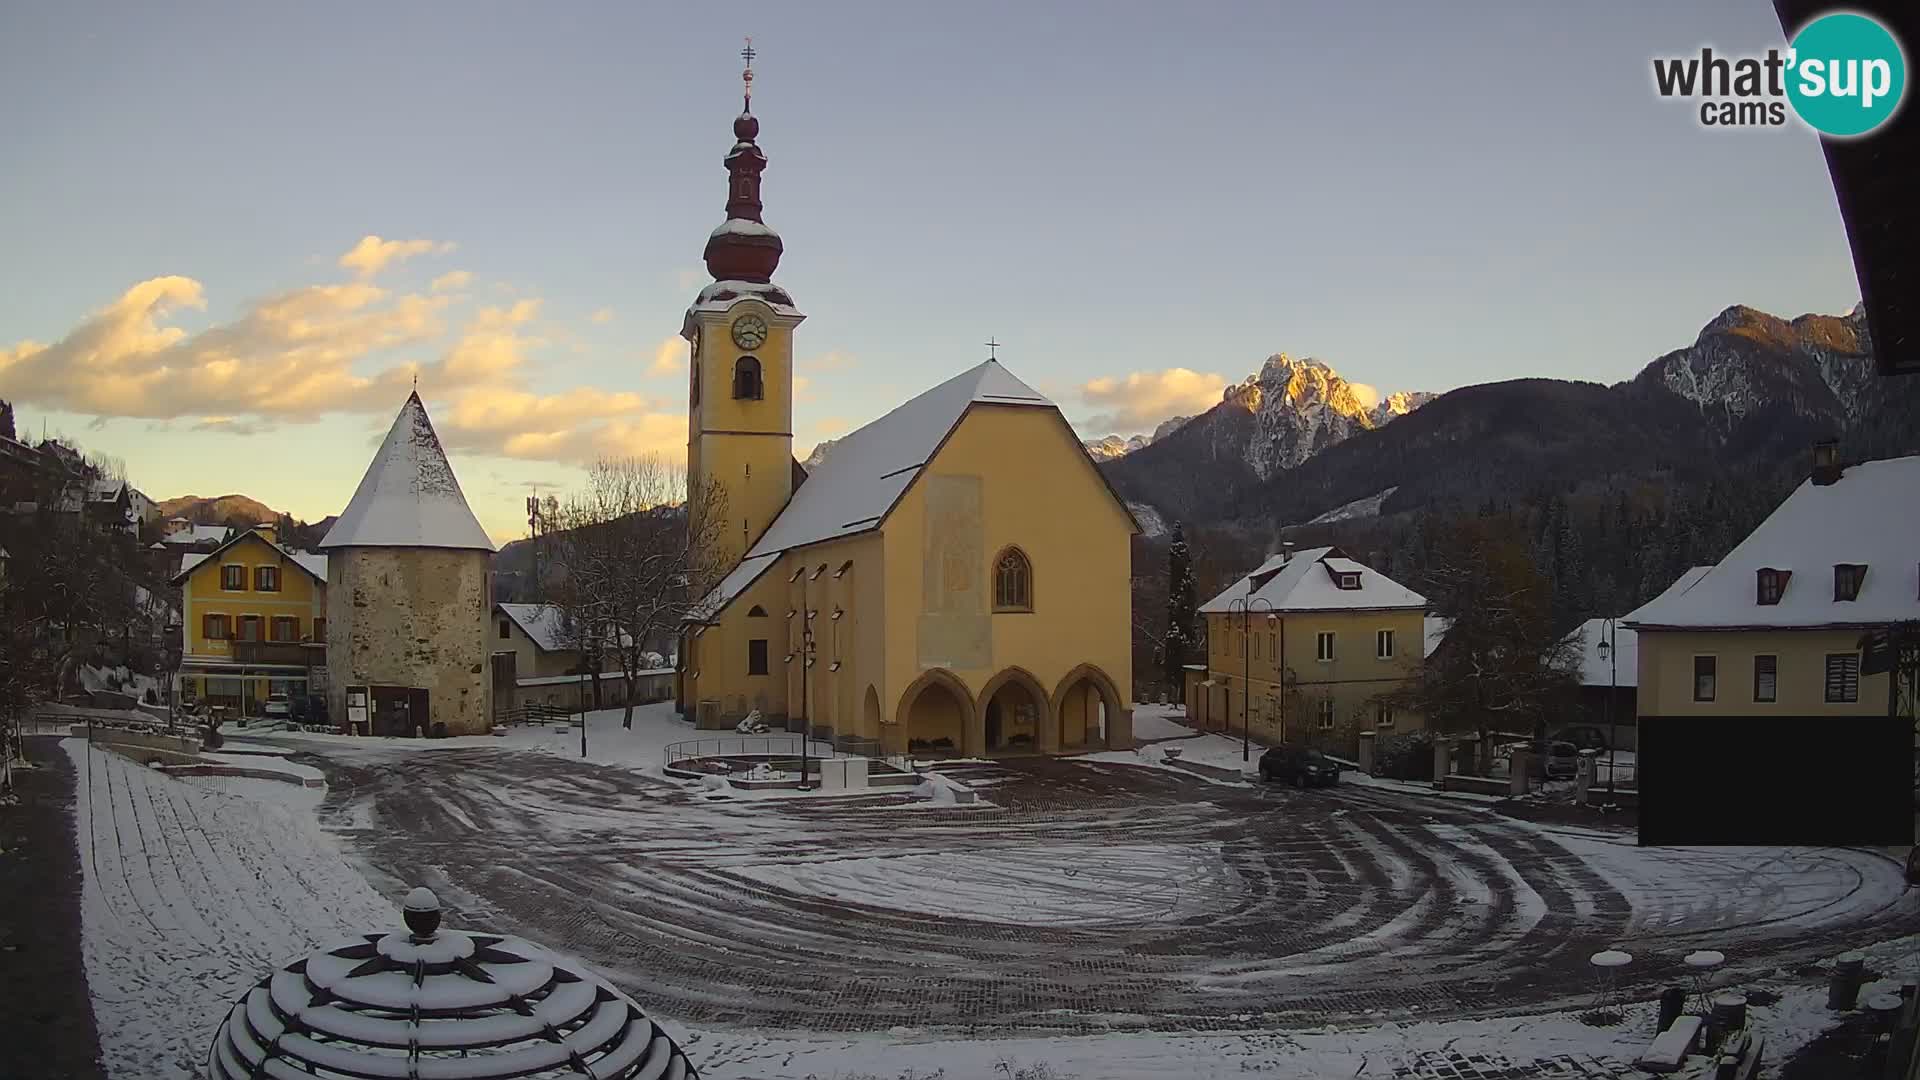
[1227,597,1277,762]
[1595,617,1618,798]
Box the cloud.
[1345,381,1381,410]
[801,350,855,372]
[192,416,274,436]
[338,235,455,278]
[430,270,473,293]
[590,307,615,325]
[1078,367,1227,434]
[0,254,690,471]
[645,335,687,377]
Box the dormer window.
[1338,574,1360,590]
[1756,568,1790,605]
[1833,563,1867,602]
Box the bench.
[1635,1014,1702,1073]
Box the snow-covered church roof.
[1200,546,1426,614]
[692,359,1086,619]
[1625,454,1920,630]
[319,392,495,552]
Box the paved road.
[302,746,1919,1037]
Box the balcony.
[231,641,323,666]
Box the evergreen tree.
[1163,522,1197,694]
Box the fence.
[494,702,571,728]
[664,734,841,766]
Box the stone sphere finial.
[402,886,441,938]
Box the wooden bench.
[1635,1015,1702,1073]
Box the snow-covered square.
[47,704,1920,1079]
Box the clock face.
[731,314,769,351]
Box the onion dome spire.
[704,37,784,284]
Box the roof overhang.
[1774,0,1917,376]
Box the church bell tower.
[683,39,804,570]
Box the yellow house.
[1193,546,1428,756]
[676,89,1137,755]
[1625,453,1920,719]
[170,523,328,716]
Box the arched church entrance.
[1053,664,1124,751]
[895,670,974,757]
[979,668,1049,755]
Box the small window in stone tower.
[993,547,1032,612]
[733,356,763,400]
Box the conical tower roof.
[319,392,495,551]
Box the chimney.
[1811,438,1842,486]
[1281,540,1296,562]
[255,522,278,545]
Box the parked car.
[1552,725,1611,752]
[1544,740,1580,779]
[1259,745,1341,788]
[262,694,292,720]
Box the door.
[985,701,1002,750]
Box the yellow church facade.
[675,77,1136,755]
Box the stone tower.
[681,45,806,571]
[320,392,496,736]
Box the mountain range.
[1102,302,1914,535]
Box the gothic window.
[993,547,1033,612]
[747,605,768,617]
[733,357,763,400]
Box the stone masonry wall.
[326,547,492,736]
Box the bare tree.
[1389,518,1581,774]
[544,457,729,728]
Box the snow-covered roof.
[319,392,495,552]
[709,218,780,240]
[1423,616,1452,658]
[173,530,327,585]
[1625,455,1920,630]
[160,524,230,546]
[689,358,1140,621]
[687,278,801,318]
[496,603,631,652]
[1564,618,1638,688]
[1200,547,1427,614]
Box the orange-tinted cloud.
[1079,367,1227,433]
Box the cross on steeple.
[985,337,1001,360]
[741,36,756,110]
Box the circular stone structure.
[206,888,699,1079]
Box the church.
[676,58,1137,756]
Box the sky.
[0,2,1867,544]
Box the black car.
[1552,725,1611,752]
[1259,745,1341,787]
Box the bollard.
[1830,952,1866,1011]
[1711,992,1748,1046]
[1658,986,1687,1033]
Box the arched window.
[993,547,1033,612]
[733,356,763,400]
[746,605,768,617]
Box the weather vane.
[741,36,756,110]
[985,337,1001,360]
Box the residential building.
[677,86,1136,755]
[1563,617,1640,749]
[1192,546,1428,755]
[170,523,328,716]
[491,603,670,714]
[1625,451,1920,719]
[321,392,496,737]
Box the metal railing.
[664,734,840,765]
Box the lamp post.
[1596,617,1618,797]
[798,576,815,791]
[1228,597,1276,762]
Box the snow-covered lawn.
[64,740,396,1079]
